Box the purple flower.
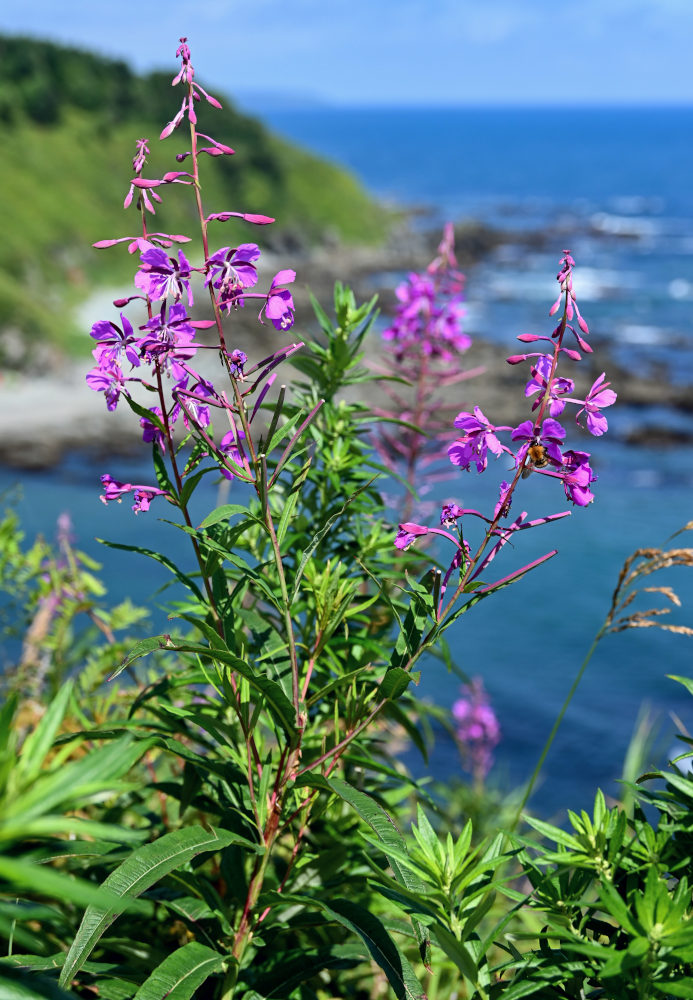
[86,362,127,411]
[549,249,589,336]
[440,502,463,527]
[132,487,164,514]
[524,355,573,417]
[132,138,149,174]
[394,522,428,550]
[99,474,166,513]
[511,418,566,469]
[559,450,597,506]
[262,270,296,331]
[139,303,197,382]
[494,480,512,519]
[100,474,132,504]
[140,407,167,452]
[218,429,247,480]
[452,678,500,778]
[575,373,617,436]
[90,313,141,369]
[228,349,248,377]
[135,246,193,305]
[205,244,260,311]
[174,378,215,430]
[448,407,510,473]
[383,271,469,362]
[124,140,160,212]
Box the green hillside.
[0,35,389,364]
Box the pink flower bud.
[243,213,274,225]
[549,294,562,316]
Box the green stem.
[510,623,607,831]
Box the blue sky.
[2,0,692,106]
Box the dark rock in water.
[624,425,693,447]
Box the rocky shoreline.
[2,221,692,469]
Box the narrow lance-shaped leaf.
[277,893,425,1000]
[0,965,80,1000]
[160,642,299,742]
[326,778,431,969]
[59,826,259,988]
[132,941,224,1000]
[96,539,204,603]
[197,504,248,531]
[16,681,73,784]
[269,399,324,487]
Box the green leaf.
[430,924,481,982]
[125,396,166,433]
[378,666,412,701]
[522,816,582,851]
[16,682,73,784]
[198,504,249,531]
[0,965,78,1000]
[4,735,156,828]
[96,539,204,603]
[0,856,142,912]
[160,642,298,742]
[0,691,19,753]
[652,980,693,998]
[109,635,171,680]
[287,895,425,1000]
[132,942,224,1000]
[152,441,175,495]
[326,777,406,856]
[59,826,254,988]
[389,582,433,671]
[324,777,431,969]
[275,457,312,546]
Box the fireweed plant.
[58,35,447,1000]
[392,251,615,680]
[372,223,483,521]
[8,34,693,1000]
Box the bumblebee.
[523,437,549,477]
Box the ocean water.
[261,106,693,384]
[4,106,693,816]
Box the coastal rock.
[2,222,691,468]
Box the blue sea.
[4,106,693,816]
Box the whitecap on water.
[669,278,692,300]
[617,323,670,345]
[590,212,659,239]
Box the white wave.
[669,278,693,300]
[484,265,632,303]
[590,212,659,238]
[617,324,671,345]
